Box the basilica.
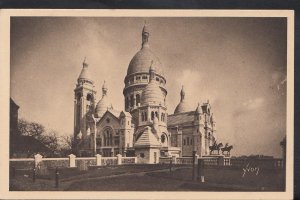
[73,24,217,163]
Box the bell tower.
[74,58,96,142]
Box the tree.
[40,130,59,153]
[18,118,45,138]
[59,134,76,156]
[17,118,61,156]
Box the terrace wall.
[159,156,284,170]
[9,154,137,170]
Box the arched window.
[144,112,148,121]
[136,94,140,106]
[109,133,113,146]
[161,134,166,143]
[130,95,134,107]
[87,93,93,101]
[103,129,114,146]
[183,139,186,145]
[187,137,190,145]
[141,112,144,121]
[151,111,154,120]
[106,130,110,146]
[155,111,158,119]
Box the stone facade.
[73,24,217,162]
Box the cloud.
[177,69,202,88]
[242,97,265,110]
[270,70,287,96]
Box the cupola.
[141,64,165,106]
[95,81,112,118]
[174,85,191,114]
[77,58,93,84]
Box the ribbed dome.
[127,47,164,76]
[95,96,110,118]
[127,24,164,76]
[95,81,112,118]
[141,80,165,106]
[174,102,190,114]
[174,86,190,114]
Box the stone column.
[117,154,122,165]
[34,154,43,168]
[69,154,76,168]
[96,154,102,166]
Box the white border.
[0,9,294,200]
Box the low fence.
[10,154,137,170]
[159,156,284,170]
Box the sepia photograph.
[0,9,294,199]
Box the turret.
[74,58,96,144]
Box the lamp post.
[92,115,97,157]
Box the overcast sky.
[10,17,287,157]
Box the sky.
[10,17,287,157]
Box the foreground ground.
[10,164,285,191]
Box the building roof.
[134,126,161,147]
[10,98,19,110]
[174,86,192,114]
[127,47,164,76]
[168,111,196,127]
[127,25,164,77]
[78,60,93,82]
[141,80,165,106]
[141,66,165,106]
[174,102,190,114]
[95,81,113,118]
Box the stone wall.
[158,156,284,170]
[9,154,137,170]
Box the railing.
[159,157,172,164]
[224,157,231,166]
[102,157,117,166]
[176,157,193,164]
[10,154,138,170]
[158,156,284,170]
[121,157,136,164]
[203,157,219,166]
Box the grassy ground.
[10,164,285,191]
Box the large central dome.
[127,24,164,76]
[127,47,163,76]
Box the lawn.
[9,164,285,191]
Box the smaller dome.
[174,86,190,114]
[174,102,190,114]
[95,81,112,118]
[141,66,165,106]
[195,103,201,114]
[78,59,93,82]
